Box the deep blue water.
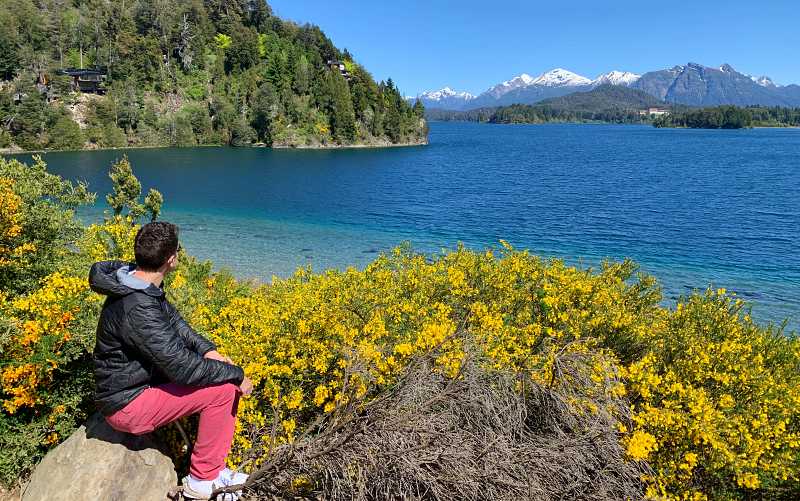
[8,122,800,330]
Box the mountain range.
[409,63,800,111]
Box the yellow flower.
[626,431,658,461]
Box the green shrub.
[47,116,84,150]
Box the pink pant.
[105,383,240,480]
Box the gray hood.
[89,261,164,298]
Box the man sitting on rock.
[89,221,253,500]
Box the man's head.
[134,222,180,273]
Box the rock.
[0,487,21,501]
[21,413,177,501]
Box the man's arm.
[165,301,216,356]
[127,302,244,387]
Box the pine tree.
[293,54,311,95]
[329,71,356,142]
[413,98,425,118]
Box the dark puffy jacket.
[90,261,244,416]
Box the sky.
[268,0,800,97]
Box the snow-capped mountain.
[592,71,641,87]
[408,87,476,110]
[483,74,535,98]
[419,87,475,101]
[530,68,592,87]
[482,69,591,100]
[751,75,778,88]
[411,63,800,111]
[467,68,595,108]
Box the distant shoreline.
[426,120,800,130]
[271,139,428,150]
[1,139,429,156]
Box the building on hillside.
[12,85,55,104]
[57,68,107,94]
[640,107,670,116]
[326,60,352,80]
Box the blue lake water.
[9,122,800,330]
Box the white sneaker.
[218,468,249,499]
[220,467,249,486]
[182,471,244,500]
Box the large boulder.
[21,413,177,501]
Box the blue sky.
[268,0,800,96]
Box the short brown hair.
[134,222,179,271]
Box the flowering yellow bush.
[1,272,100,414]
[0,178,37,269]
[0,164,103,484]
[161,246,641,469]
[167,245,798,500]
[623,290,800,499]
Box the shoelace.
[217,473,243,501]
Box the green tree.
[327,71,356,142]
[0,156,94,293]
[226,28,259,72]
[229,114,255,146]
[100,125,127,148]
[106,156,162,221]
[292,53,311,95]
[413,98,425,118]
[47,116,84,150]
[106,155,144,218]
[251,82,278,143]
[214,33,232,50]
[12,91,50,151]
[0,12,20,79]
[143,188,164,222]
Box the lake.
[9,122,800,330]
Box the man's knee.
[212,382,238,403]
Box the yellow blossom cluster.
[622,289,800,499]
[0,363,39,413]
[0,178,36,268]
[80,215,138,262]
[1,272,99,414]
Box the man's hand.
[238,376,253,396]
[204,350,234,364]
[204,350,251,395]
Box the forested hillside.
[0,0,427,151]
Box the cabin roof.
[57,68,107,77]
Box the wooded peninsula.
[0,0,428,152]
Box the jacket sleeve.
[126,302,244,387]
[165,302,216,355]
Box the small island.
[0,2,427,153]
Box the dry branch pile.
[219,349,647,501]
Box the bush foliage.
[0,157,798,499]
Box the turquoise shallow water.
[9,122,800,330]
